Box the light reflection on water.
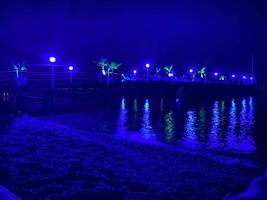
[117,96,256,151]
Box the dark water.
[1,93,264,153]
[31,95,258,153]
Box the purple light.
[189,69,193,73]
[231,74,236,78]
[214,72,218,76]
[133,70,137,74]
[243,76,247,79]
[49,57,56,63]
[145,64,150,68]
[68,66,74,71]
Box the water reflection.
[209,101,220,146]
[198,107,207,142]
[117,97,128,135]
[74,96,258,151]
[141,99,153,139]
[228,99,237,136]
[164,111,175,142]
[184,111,197,141]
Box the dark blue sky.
[0,0,266,79]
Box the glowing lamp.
[214,72,218,76]
[231,74,236,78]
[49,57,56,63]
[189,69,194,73]
[145,64,150,68]
[250,77,253,80]
[68,66,74,71]
[243,76,247,79]
[168,73,174,77]
[133,70,137,74]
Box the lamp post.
[145,64,150,81]
[189,69,194,81]
[68,65,74,85]
[49,57,56,89]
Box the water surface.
[35,96,257,152]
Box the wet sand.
[0,116,261,200]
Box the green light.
[164,111,175,142]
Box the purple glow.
[189,69,194,73]
[145,64,150,68]
[243,76,247,79]
[231,74,236,78]
[68,66,74,71]
[214,72,218,76]
[49,57,56,63]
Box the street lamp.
[231,74,236,78]
[168,72,174,77]
[145,64,150,81]
[68,65,74,85]
[214,72,218,76]
[189,69,194,73]
[49,57,56,89]
[49,57,56,63]
[133,70,137,74]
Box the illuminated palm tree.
[94,58,109,75]
[164,65,173,74]
[13,64,19,78]
[108,62,122,75]
[156,67,162,74]
[155,67,162,80]
[13,62,27,78]
[198,66,206,79]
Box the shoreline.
[0,116,262,199]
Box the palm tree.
[198,67,206,79]
[13,62,27,78]
[94,58,109,75]
[13,64,19,78]
[155,67,162,80]
[108,62,122,75]
[164,65,173,74]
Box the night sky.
[0,0,266,81]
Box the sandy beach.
[0,115,261,200]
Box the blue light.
[68,66,74,71]
[168,73,174,77]
[133,70,137,74]
[145,64,150,68]
[250,77,253,80]
[102,69,106,76]
[49,57,56,63]
[243,76,246,79]
[189,69,194,73]
[214,72,218,76]
[231,74,236,78]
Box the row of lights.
[49,56,74,71]
[50,58,254,82]
[189,69,253,80]
[133,64,254,80]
